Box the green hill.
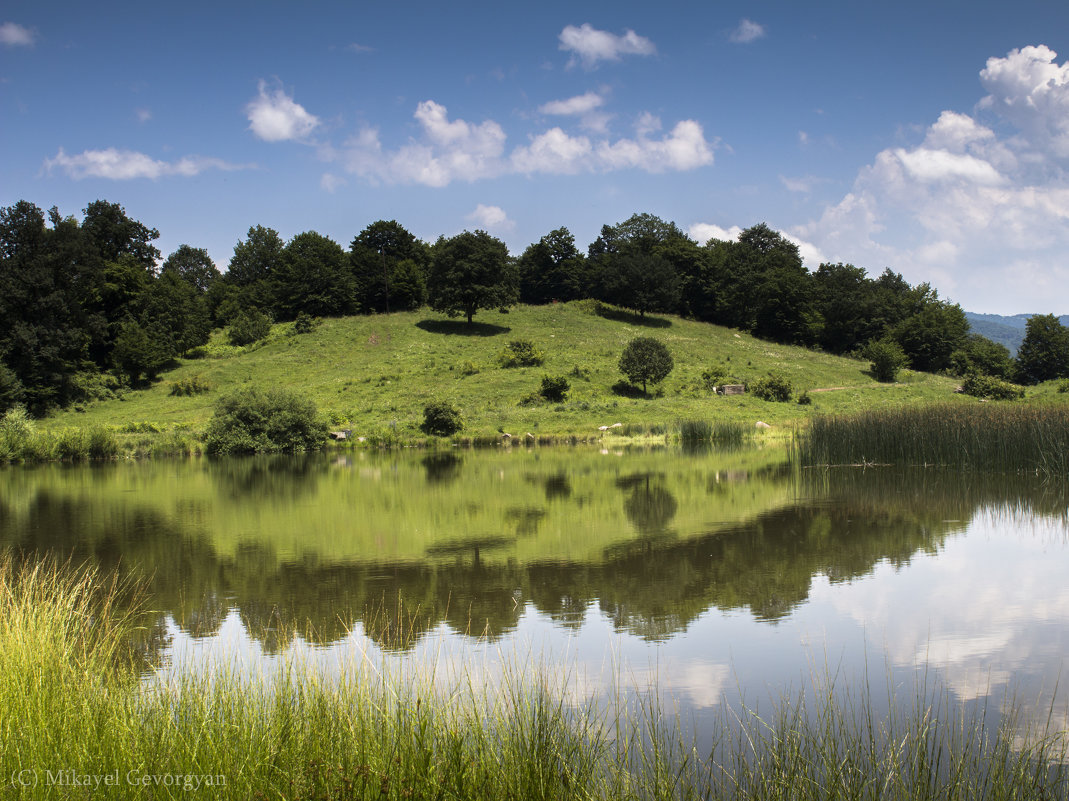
[48,302,970,441]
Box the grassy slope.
[48,301,1004,439]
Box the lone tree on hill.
[427,230,513,324]
[619,337,674,394]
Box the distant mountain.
[965,312,1069,355]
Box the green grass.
[2,556,1067,800]
[800,403,1069,476]
[45,302,986,444]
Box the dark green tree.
[274,231,354,320]
[619,337,674,393]
[1015,314,1069,384]
[111,319,170,385]
[226,225,285,312]
[949,334,1014,379]
[140,270,211,355]
[350,220,429,313]
[81,199,160,268]
[161,245,221,294]
[427,230,512,324]
[517,227,588,305]
[597,253,680,318]
[891,298,969,373]
[864,337,908,382]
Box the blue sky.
[2,0,1068,314]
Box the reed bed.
[1,556,1067,800]
[676,419,750,447]
[800,404,1069,477]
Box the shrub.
[865,337,908,382]
[458,360,480,376]
[1058,379,1069,393]
[498,340,545,368]
[227,309,272,347]
[961,372,1025,401]
[169,375,212,396]
[750,374,793,402]
[539,375,570,403]
[619,337,674,393]
[569,364,591,381]
[797,390,812,405]
[701,365,728,392]
[292,312,320,335]
[421,400,463,437]
[204,388,327,455]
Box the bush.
[701,365,729,392]
[421,400,463,437]
[619,337,674,393]
[458,360,480,377]
[227,309,272,347]
[498,340,545,368]
[960,372,1025,401]
[204,388,327,455]
[797,390,812,405]
[1058,379,1069,393]
[169,375,212,396]
[539,375,570,403]
[864,337,909,382]
[292,312,320,335]
[750,374,793,402]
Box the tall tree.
[161,245,221,294]
[274,231,354,320]
[349,220,428,313]
[1015,314,1069,384]
[516,226,588,305]
[427,230,512,324]
[81,199,160,269]
[588,213,689,317]
[226,225,285,312]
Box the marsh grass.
[801,404,1069,477]
[0,406,120,463]
[677,419,751,447]
[2,556,1067,800]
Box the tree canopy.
[427,230,513,324]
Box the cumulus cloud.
[730,19,765,44]
[342,100,714,185]
[0,22,34,46]
[44,148,251,180]
[246,81,320,142]
[801,44,1069,311]
[687,222,825,266]
[558,23,655,68]
[466,204,513,230]
[539,91,605,116]
[320,173,346,193]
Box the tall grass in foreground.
[1,556,1067,800]
[800,404,1069,477]
[676,419,750,448]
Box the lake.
[2,445,1067,745]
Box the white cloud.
[0,22,34,46]
[466,204,514,230]
[558,23,655,69]
[780,175,812,193]
[246,81,320,142]
[730,19,766,44]
[801,44,1069,312]
[320,173,346,193]
[344,100,714,185]
[44,148,251,180]
[539,91,604,116]
[135,108,152,123]
[688,223,743,244]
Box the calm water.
[2,445,1067,741]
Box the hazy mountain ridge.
[964,312,1069,355]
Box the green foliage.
[0,363,26,415]
[421,400,463,437]
[457,360,480,376]
[864,337,909,382]
[499,339,545,368]
[517,227,587,304]
[227,309,272,346]
[1059,379,1069,393]
[539,375,570,403]
[1015,313,1069,384]
[428,230,513,324]
[275,230,355,320]
[891,299,970,373]
[949,334,1013,379]
[349,220,429,313]
[960,372,1025,400]
[204,387,326,455]
[111,319,171,385]
[618,337,674,393]
[292,311,320,335]
[750,373,793,402]
[700,365,729,391]
[169,374,213,396]
[797,390,812,405]
[160,244,220,293]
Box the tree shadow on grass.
[611,380,651,399]
[416,319,511,337]
[596,306,672,328]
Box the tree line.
[2,200,1067,416]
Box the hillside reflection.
[1,450,1065,664]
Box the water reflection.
[1,451,1067,727]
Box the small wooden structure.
[720,384,745,396]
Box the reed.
[1,556,1066,800]
[800,404,1069,477]
[677,418,750,447]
